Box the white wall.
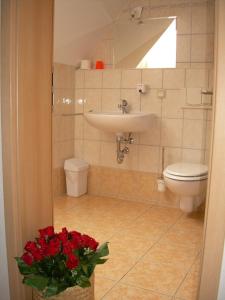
[0,0,10,298]
[218,241,225,300]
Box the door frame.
[1,0,225,300]
[1,0,54,299]
[198,0,225,299]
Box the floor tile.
[122,260,187,296]
[103,283,172,300]
[109,233,156,263]
[54,195,204,298]
[95,256,136,281]
[95,276,116,300]
[175,259,201,300]
[142,239,200,270]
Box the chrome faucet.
[118,99,128,114]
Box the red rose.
[39,226,55,238]
[21,252,33,266]
[70,231,83,248]
[82,234,99,251]
[45,237,61,257]
[66,253,79,270]
[38,237,47,251]
[24,241,43,261]
[32,250,43,261]
[62,240,76,255]
[25,241,38,252]
[58,227,68,243]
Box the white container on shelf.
[64,158,89,197]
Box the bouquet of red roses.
[15,226,109,298]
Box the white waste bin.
[64,158,89,197]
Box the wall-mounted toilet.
[163,163,208,213]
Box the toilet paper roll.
[80,60,91,70]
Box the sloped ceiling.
[54,0,127,66]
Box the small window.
[136,19,177,69]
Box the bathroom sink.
[84,112,154,133]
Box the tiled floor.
[54,195,204,300]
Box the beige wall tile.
[75,70,85,88]
[74,115,84,139]
[120,144,139,171]
[53,88,75,115]
[186,88,202,105]
[142,69,163,88]
[53,63,75,89]
[54,116,74,141]
[83,119,101,140]
[100,131,115,143]
[84,89,101,112]
[85,70,102,88]
[163,69,185,89]
[100,142,118,169]
[192,2,214,34]
[191,34,214,62]
[176,35,191,62]
[170,5,191,34]
[182,119,207,149]
[120,89,141,112]
[183,108,207,120]
[176,62,191,68]
[87,166,102,195]
[74,139,84,159]
[138,145,160,173]
[161,119,183,147]
[162,89,186,118]
[186,69,209,88]
[121,69,141,88]
[141,89,162,118]
[139,117,161,146]
[74,89,85,113]
[101,89,120,112]
[53,141,74,168]
[98,167,122,199]
[83,140,101,165]
[102,70,121,88]
[182,148,205,163]
[163,147,182,168]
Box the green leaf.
[89,243,109,265]
[23,275,49,291]
[15,257,36,275]
[95,258,108,265]
[76,275,91,288]
[96,242,109,257]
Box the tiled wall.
[92,0,214,68]
[53,0,214,207]
[52,63,76,197]
[74,68,212,175]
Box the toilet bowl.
[163,163,208,213]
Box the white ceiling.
[54,0,127,66]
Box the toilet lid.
[165,163,208,177]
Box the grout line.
[102,211,185,299]
[173,251,202,298]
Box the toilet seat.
[163,163,208,181]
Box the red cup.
[95,60,104,69]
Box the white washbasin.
[84,112,154,133]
